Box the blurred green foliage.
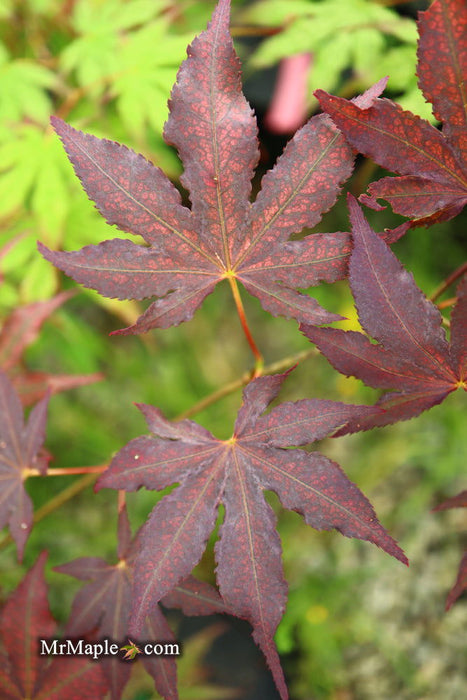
[1,0,466,698]
[239,0,429,118]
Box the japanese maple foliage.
[302,196,467,434]
[433,491,467,609]
[56,506,230,700]
[0,291,102,405]
[96,371,407,699]
[0,0,464,699]
[38,0,402,336]
[316,0,467,226]
[0,370,50,559]
[0,552,109,699]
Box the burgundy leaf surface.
[38,1,399,335]
[433,491,467,512]
[0,370,50,559]
[444,552,467,610]
[433,491,467,609]
[0,552,108,699]
[96,372,407,700]
[316,0,467,226]
[56,506,229,700]
[0,292,102,405]
[302,196,467,433]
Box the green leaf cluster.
[240,0,430,119]
[0,0,198,311]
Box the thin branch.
[436,296,457,311]
[0,472,99,552]
[118,490,126,513]
[175,347,317,421]
[430,261,467,302]
[227,276,264,372]
[44,465,107,476]
[33,473,100,522]
[231,26,281,38]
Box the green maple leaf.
[120,640,142,661]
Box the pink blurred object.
[265,53,312,134]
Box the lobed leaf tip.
[36,240,51,257]
[94,470,110,493]
[207,0,232,31]
[49,115,70,140]
[373,526,408,567]
[346,193,365,233]
[359,192,386,211]
[49,114,61,129]
[376,75,389,92]
[313,87,327,100]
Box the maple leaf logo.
[56,505,229,698]
[120,640,141,660]
[38,0,401,336]
[315,0,467,227]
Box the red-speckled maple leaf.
[0,292,102,405]
[316,0,467,227]
[38,0,400,336]
[0,370,50,560]
[96,371,407,700]
[56,506,230,700]
[0,552,109,699]
[302,196,467,433]
[433,491,467,610]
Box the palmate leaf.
[38,0,402,336]
[444,552,467,610]
[0,124,71,239]
[302,196,467,433]
[59,0,166,92]
[0,552,108,699]
[0,370,50,560]
[315,0,467,226]
[56,506,230,700]
[96,372,407,700]
[433,491,467,610]
[111,20,193,140]
[0,46,56,124]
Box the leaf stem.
[430,261,467,301]
[227,276,263,371]
[436,296,457,310]
[118,490,126,513]
[34,473,100,521]
[41,465,108,476]
[175,348,317,421]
